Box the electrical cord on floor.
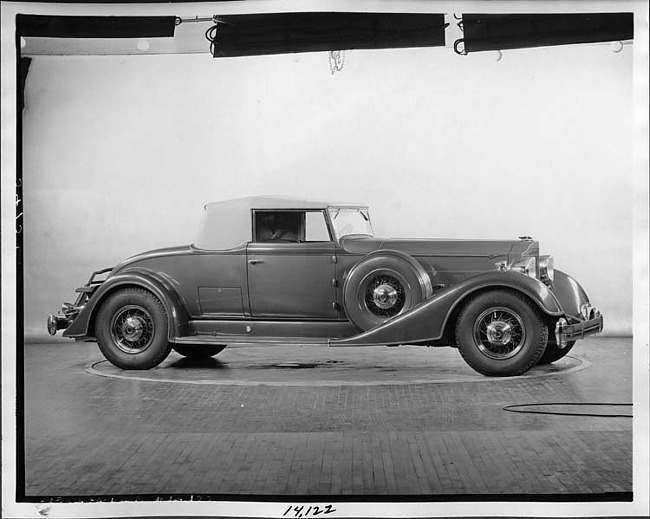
[502,402,633,418]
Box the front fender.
[63,267,190,340]
[549,269,591,317]
[330,270,563,346]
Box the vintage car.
[47,196,603,376]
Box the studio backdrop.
[20,13,633,338]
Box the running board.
[170,335,398,347]
[172,335,330,347]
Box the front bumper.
[555,310,604,346]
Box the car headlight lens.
[509,256,537,278]
[580,303,600,320]
[539,255,554,282]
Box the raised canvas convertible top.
[193,196,367,250]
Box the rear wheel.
[455,290,548,376]
[95,288,171,370]
[172,344,226,358]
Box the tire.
[455,289,548,376]
[95,288,171,370]
[343,254,432,331]
[172,344,226,358]
[538,340,576,364]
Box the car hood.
[340,236,529,258]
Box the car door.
[247,209,338,319]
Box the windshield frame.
[327,206,374,241]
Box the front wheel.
[95,288,171,370]
[538,340,576,364]
[455,290,548,376]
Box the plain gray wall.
[22,42,633,339]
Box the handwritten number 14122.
[283,505,336,517]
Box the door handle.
[248,259,263,265]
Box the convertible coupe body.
[48,196,603,376]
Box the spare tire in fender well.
[342,250,433,331]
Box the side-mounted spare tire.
[343,251,433,331]
[95,287,172,370]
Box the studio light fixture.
[16,14,177,39]
[205,12,448,58]
[454,12,633,54]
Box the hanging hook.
[453,13,465,32]
[611,40,624,53]
[453,39,467,55]
[453,14,464,32]
[204,16,230,55]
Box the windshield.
[328,208,373,239]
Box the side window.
[255,211,302,242]
[254,211,331,243]
[305,211,331,242]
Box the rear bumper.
[47,314,71,335]
[46,267,112,336]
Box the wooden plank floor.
[21,337,632,498]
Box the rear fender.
[330,270,562,346]
[63,267,189,340]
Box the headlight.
[509,256,537,278]
[539,255,554,282]
[580,303,600,320]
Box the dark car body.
[48,196,603,376]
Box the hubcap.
[121,316,145,342]
[364,274,406,318]
[372,283,398,309]
[473,307,526,360]
[485,320,513,346]
[111,305,154,354]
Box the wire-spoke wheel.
[364,274,406,318]
[95,288,171,370]
[343,254,432,331]
[111,305,155,354]
[472,307,526,360]
[456,289,548,376]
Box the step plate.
[172,335,330,347]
